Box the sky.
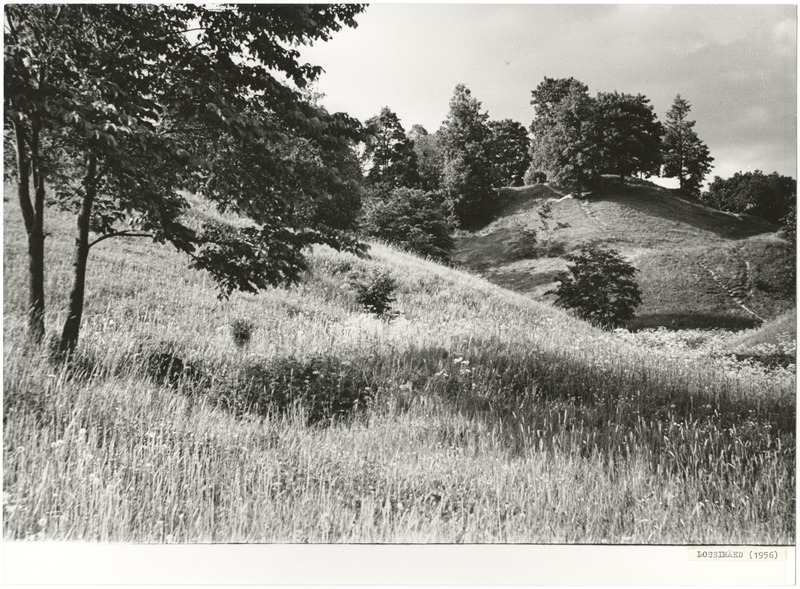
[300,4,797,185]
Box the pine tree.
[662,95,714,197]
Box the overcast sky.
[301,4,797,184]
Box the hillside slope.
[3,194,794,543]
[454,181,793,329]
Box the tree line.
[357,77,719,261]
[5,5,794,350]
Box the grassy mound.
[3,193,795,543]
[454,181,794,330]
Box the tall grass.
[3,196,795,543]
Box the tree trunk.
[59,152,97,355]
[13,122,46,343]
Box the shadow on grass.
[592,185,777,240]
[627,312,762,331]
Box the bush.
[361,186,454,262]
[351,268,397,317]
[215,356,374,425]
[231,319,254,347]
[550,246,642,328]
[510,228,540,259]
[509,202,566,260]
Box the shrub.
[550,246,642,329]
[361,186,454,262]
[231,319,254,347]
[509,202,566,260]
[510,228,540,259]
[144,346,204,388]
[216,356,374,425]
[351,268,397,317]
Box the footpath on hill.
[453,182,790,330]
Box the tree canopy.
[487,119,531,187]
[701,170,796,225]
[528,78,667,190]
[363,107,420,188]
[361,186,454,262]
[441,84,497,227]
[593,92,663,180]
[528,77,600,191]
[5,4,367,351]
[409,124,445,192]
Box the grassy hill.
[454,180,794,330]
[3,192,795,543]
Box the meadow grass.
[3,194,795,543]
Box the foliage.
[440,84,497,228]
[781,206,796,248]
[231,319,255,348]
[4,4,367,351]
[661,95,714,197]
[361,186,454,262]
[524,169,548,185]
[593,92,663,180]
[528,77,600,192]
[551,246,643,328]
[509,201,566,259]
[350,267,398,317]
[409,124,445,192]
[363,107,420,188]
[486,119,531,187]
[701,170,796,225]
[224,356,374,425]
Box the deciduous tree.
[409,124,444,192]
[593,92,663,181]
[361,186,453,262]
[528,77,600,192]
[363,107,419,188]
[701,170,796,225]
[550,246,642,329]
[440,84,496,227]
[486,119,531,187]
[4,4,367,353]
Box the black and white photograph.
[2,2,796,585]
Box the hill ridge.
[454,181,791,330]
